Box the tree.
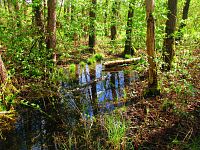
[88,0,97,53]
[32,0,45,50]
[177,0,191,41]
[110,0,118,41]
[46,0,56,61]
[32,0,44,32]
[162,0,178,71]
[0,48,7,84]
[13,0,21,27]
[145,0,159,97]
[104,0,108,36]
[124,0,135,57]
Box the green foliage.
[80,61,86,68]
[69,63,76,73]
[0,8,53,79]
[103,113,127,149]
[87,57,96,65]
[183,136,200,150]
[94,53,104,62]
[0,0,200,149]
[51,67,68,83]
[69,63,76,78]
[125,54,132,59]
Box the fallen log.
[103,57,141,68]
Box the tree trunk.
[33,0,45,51]
[46,0,56,61]
[88,0,97,53]
[14,0,21,27]
[177,0,190,41]
[162,0,178,71]
[104,0,108,36]
[110,0,117,41]
[33,0,44,33]
[124,0,135,57]
[0,51,7,84]
[145,0,159,97]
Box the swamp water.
[0,64,139,150]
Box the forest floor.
[61,44,200,149]
[122,48,200,149]
[0,42,199,149]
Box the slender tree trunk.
[33,0,45,51]
[33,0,44,32]
[145,0,159,97]
[13,0,21,27]
[162,0,178,71]
[43,0,47,30]
[0,54,7,84]
[177,0,190,41]
[124,0,135,57]
[104,0,108,37]
[46,0,56,61]
[110,0,117,41]
[88,0,97,53]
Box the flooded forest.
[0,0,200,149]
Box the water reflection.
[61,63,139,116]
[0,63,139,150]
[0,108,52,150]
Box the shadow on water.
[0,63,139,149]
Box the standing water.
[0,63,139,150]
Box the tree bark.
[110,0,117,41]
[46,0,56,61]
[162,0,178,71]
[0,51,7,84]
[33,0,44,33]
[124,0,135,57]
[104,0,108,36]
[177,0,190,41]
[88,0,97,53]
[145,0,159,97]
